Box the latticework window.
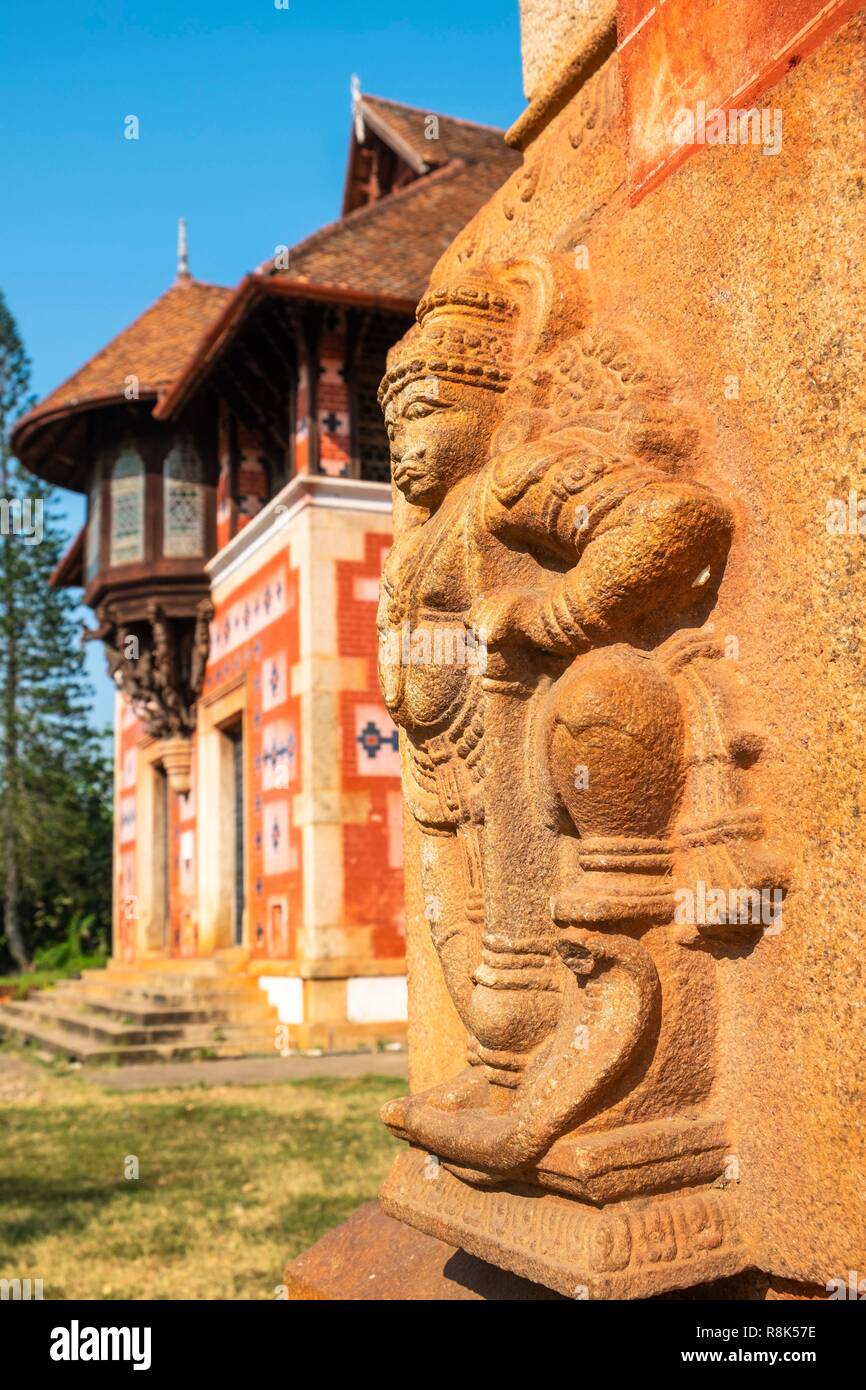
[110,446,145,566]
[163,440,204,558]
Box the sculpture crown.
[379,272,518,409]
[415,280,517,328]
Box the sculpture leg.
[382,825,492,1139]
[386,645,688,1167]
[385,926,660,1173]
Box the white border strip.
[206,475,392,587]
[617,5,656,53]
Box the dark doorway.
[156,764,170,950]
[225,724,245,946]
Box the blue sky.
[0,0,523,725]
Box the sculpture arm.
[478,472,733,654]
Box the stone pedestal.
[283,1202,563,1300]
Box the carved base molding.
[531,1114,732,1204]
[381,1138,750,1300]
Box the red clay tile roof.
[358,94,514,172]
[161,101,521,420]
[13,277,233,488]
[262,132,520,302]
[19,278,232,430]
[16,97,521,477]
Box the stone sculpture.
[376,254,785,1296]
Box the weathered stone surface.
[282,1201,563,1299]
[618,0,864,200]
[520,0,617,101]
[377,5,866,1299]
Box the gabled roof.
[14,94,522,471]
[260,157,515,303]
[153,274,419,423]
[357,94,514,175]
[159,96,521,421]
[12,278,232,483]
[267,94,520,302]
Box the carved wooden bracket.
[84,597,212,741]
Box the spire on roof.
[351,74,365,142]
[176,217,190,283]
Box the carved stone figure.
[377,255,785,1295]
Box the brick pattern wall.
[112,505,404,975]
[115,698,141,962]
[318,312,352,477]
[205,556,303,959]
[216,400,236,551]
[217,408,273,545]
[357,316,398,483]
[235,422,270,527]
[295,363,311,475]
[337,530,405,958]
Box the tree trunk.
[0,441,28,969]
[4,827,26,970]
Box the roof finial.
[176,216,190,283]
[351,74,365,142]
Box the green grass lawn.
[0,1051,403,1299]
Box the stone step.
[1,998,185,1045]
[0,1008,275,1066]
[70,992,272,1020]
[41,995,268,1039]
[49,992,225,1027]
[100,959,227,978]
[54,994,265,1023]
[0,978,279,1064]
[0,956,282,1065]
[96,953,252,984]
[67,974,266,1002]
[51,982,273,1026]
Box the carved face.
[385,376,502,510]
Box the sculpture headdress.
[380,254,699,465]
[378,271,519,410]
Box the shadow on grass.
[0,1175,125,1248]
[0,1079,404,1283]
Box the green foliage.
[0,291,31,420]
[31,912,107,972]
[0,288,113,971]
[0,956,108,1000]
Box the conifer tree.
[0,290,112,970]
